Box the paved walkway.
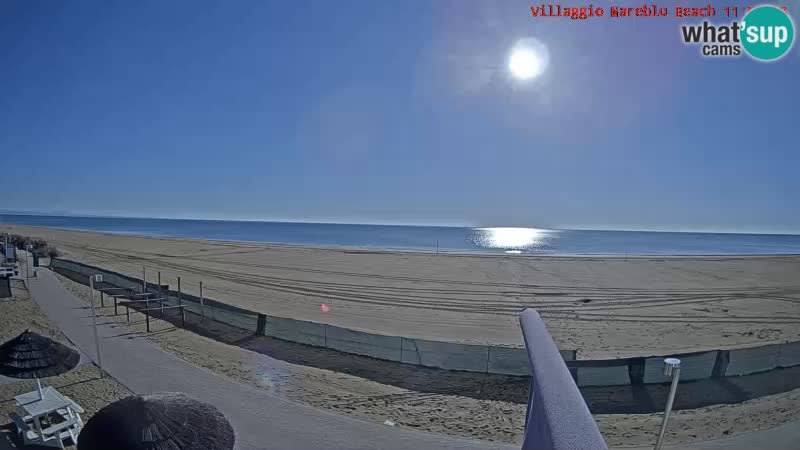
[26,268,513,450]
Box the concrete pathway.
[26,268,514,450]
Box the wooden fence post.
[628,358,646,385]
[200,281,204,318]
[158,271,163,317]
[256,314,267,336]
[177,277,183,327]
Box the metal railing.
[520,309,607,450]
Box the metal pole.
[177,276,181,308]
[146,306,150,332]
[142,266,147,293]
[100,290,104,308]
[89,276,104,379]
[655,358,681,450]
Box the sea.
[2,214,800,256]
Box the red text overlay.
[530,4,791,20]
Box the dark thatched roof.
[78,392,235,450]
[0,330,80,379]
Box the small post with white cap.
[655,357,681,450]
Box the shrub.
[31,239,48,250]
[47,247,61,259]
[13,235,30,250]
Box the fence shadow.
[164,305,532,404]
[110,301,800,412]
[581,365,800,413]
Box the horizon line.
[1,210,799,236]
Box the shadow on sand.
[131,301,800,413]
[54,266,800,414]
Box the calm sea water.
[2,214,800,255]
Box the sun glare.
[474,227,552,250]
[508,39,549,80]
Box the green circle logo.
[741,6,795,61]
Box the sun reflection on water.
[470,227,556,252]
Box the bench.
[25,416,79,449]
[57,396,85,426]
[9,412,30,437]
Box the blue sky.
[1,1,798,233]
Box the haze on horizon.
[2,1,798,234]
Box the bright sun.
[508,39,549,80]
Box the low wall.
[50,258,800,384]
[564,342,800,387]
[49,258,549,375]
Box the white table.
[16,387,71,418]
[15,387,76,446]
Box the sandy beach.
[44,268,800,447]
[3,225,799,446]
[4,224,800,359]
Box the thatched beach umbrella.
[0,329,80,398]
[78,392,235,450]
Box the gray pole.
[654,358,681,450]
[142,266,147,293]
[89,275,104,378]
[200,280,204,318]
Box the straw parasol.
[0,329,80,398]
[78,392,235,450]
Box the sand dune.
[5,224,800,359]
